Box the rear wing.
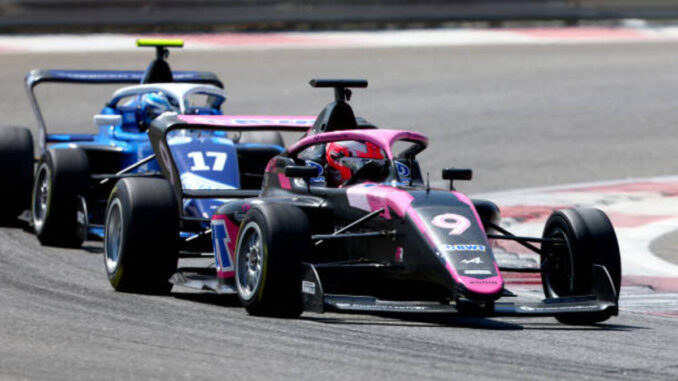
[25,69,224,152]
[148,113,316,213]
[25,69,223,89]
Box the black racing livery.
[104,79,622,325]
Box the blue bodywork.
[31,69,281,239]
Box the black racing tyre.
[541,208,621,325]
[239,131,285,147]
[104,178,179,294]
[32,148,89,247]
[0,127,34,225]
[235,203,310,317]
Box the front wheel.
[104,178,179,294]
[541,208,621,325]
[236,203,310,317]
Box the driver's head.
[325,141,385,186]
[138,92,178,131]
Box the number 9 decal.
[431,213,471,235]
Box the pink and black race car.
[104,79,621,325]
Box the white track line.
[476,175,678,277]
[3,27,678,54]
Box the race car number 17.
[188,151,227,171]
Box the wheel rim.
[32,163,50,231]
[104,199,123,273]
[236,221,264,301]
[542,227,574,297]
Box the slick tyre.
[239,131,285,147]
[32,148,89,247]
[104,178,179,294]
[0,127,34,225]
[541,208,621,325]
[235,203,310,317]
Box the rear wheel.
[0,127,34,225]
[104,178,179,294]
[236,203,310,317]
[541,208,621,325]
[32,148,89,247]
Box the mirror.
[442,168,472,181]
[93,114,122,128]
[284,166,319,178]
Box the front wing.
[301,264,618,318]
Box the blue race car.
[0,39,283,247]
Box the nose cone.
[407,191,504,300]
[445,260,504,298]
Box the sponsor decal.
[464,269,492,275]
[302,281,316,295]
[441,244,486,252]
[461,257,483,265]
[181,172,235,190]
[395,247,404,262]
[469,280,498,284]
[211,220,233,273]
[49,70,141,81]
[431,213,471,235]
[305,160,326,185]
[395,161,411,178]
[191,116,314,126]
[336,303,428,312]
[167,136,192,145]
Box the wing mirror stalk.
[442,168,472,191]
[284,165,321,193]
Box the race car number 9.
[188,151,227,171]
[431,213,471,235]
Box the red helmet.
[325,141,385,186]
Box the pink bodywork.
[345,183,503,296]
[346,184,414,219]
[211,214,240,279]
[288,129,428,160]
[278,173,292,190]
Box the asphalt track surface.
[2,42,678,380]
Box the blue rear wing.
[26,69,223,89]
[26,69,224,152]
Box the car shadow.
[514,321,643,331]
[81,244,104,255]
[172,291,241,307]
[169,290,523,329]
[170,290,644,331]
[304,313,525,330]
[306,311,644,331]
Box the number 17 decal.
[188,151,228,171]
[431,213,471,235]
